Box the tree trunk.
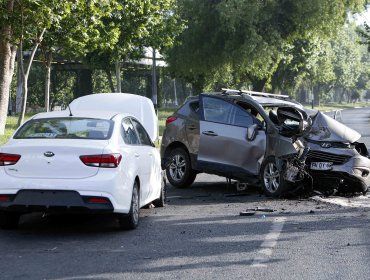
[105,69,115,92]
[15,48,23,113]
[252,78,267,92]
[313,85,320,106]
[18,28,46,126]
[115,59,121,93]
[0,0,16,135]
[191,76,205,95]
[44,52,52,112]
[338,88,345,104]
[75,69,93,98]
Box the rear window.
[14,118,113,140]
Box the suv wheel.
[260,157,288,197]
[166,147,196,188]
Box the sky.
[354,6,370,25]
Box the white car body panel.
[3,140,107,179]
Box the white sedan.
[0,94,165,230]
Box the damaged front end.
[261,107,314,196]
[303,113,370,194]
[269,109,370,196]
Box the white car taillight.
[0,153,21,166]
[80,154,122,168]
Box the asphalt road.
[1,107,370,280]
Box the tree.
[85,0,183,100]
[0,0,17,135]
[165,0,366,93]
[295,22,370,104]
[331,24,364,103]
[39,1,120,111]
[0,0,121,133]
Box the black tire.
[153,174,166,207]
[118,181,140,230]
[166,147,196,188]
[0,211,21,230]
[260,157,288,197]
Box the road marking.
[251,217,286,268]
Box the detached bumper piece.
[0,190,114,213]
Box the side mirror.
[247,124,258,141]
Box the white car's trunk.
[3,140,109,179]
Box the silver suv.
[160,89,370,196]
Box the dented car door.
[197,95,266,178]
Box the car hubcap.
[169,154,186,181]
[264,162,280,193]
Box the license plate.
[310,162,333,170]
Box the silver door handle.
[135,153,140,158]
[202,131,218,136]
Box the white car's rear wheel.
[153,174,166,207]
[0,211,21,230]
[118,181,140,230]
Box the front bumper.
[307,155,370,192]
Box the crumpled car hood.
[307,111,361,143]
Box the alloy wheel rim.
[169,154,186,181]
[263,162,280,193]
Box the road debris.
[240,211,255,216]
[245,207,275,213]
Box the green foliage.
[85,0,183,71]
[40,0,121,58]
[165,0,367,92]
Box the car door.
[130,117,156,203]
[184,101,200,155]
[121,117,150,203]
[197,95,266,177]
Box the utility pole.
[151,48,158,108]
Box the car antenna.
[67,104,73,117]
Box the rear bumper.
[0,168,134,213]
[0,189,114,213]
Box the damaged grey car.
[160,89,370,196]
